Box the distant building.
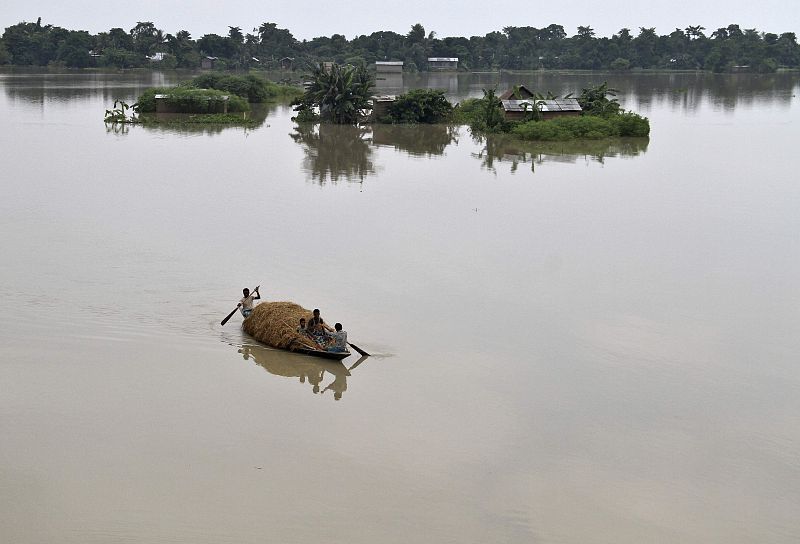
[427,57,458,71]
[501,98,582,121]
[147,52,168,62]
[279,57,293,69]
[200,56,218,69]
[376,61,404,73]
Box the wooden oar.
[220,285,259,326]
[347,342,369,357]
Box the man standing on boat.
[238,286,260,318]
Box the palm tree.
[294,62,375,124]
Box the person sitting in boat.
[307,309,331,339]
[238,286,260,318]
[296,317,323,348]
[327,323,347,353]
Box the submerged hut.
[242,301,323,352]
[501,98,582,121]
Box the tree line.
[2,18,799,73]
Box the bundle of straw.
[242,301,320,351]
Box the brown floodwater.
[1,68,799,543]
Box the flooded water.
[1,68,799,543]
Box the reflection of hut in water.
[375,72,404,93]
[426,72,458,93]
[290,124,376,183]
[371,123,459,157]
[473,133,649,173]
[239,343,351,398]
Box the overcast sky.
[3,0,798,40]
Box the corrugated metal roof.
[501,98,581,112]
[376,61,404,66]
[427,57,458,62]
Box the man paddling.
[238,286,261,318]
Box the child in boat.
[307,309,330,338]
[238,286,260,317]
[297,317,324,349]
[327,323,347,353]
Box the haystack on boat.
[242,301,351,360]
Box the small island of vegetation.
[292,62,649,142]
[104,73,301,126]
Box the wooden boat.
[292,345,351,360]
[241,301,351,361]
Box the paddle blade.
[220,307,239,326]
[347,342,370,357]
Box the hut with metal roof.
[501,98,582,121]
[499,85,536,100]
[427,57,458,71]
[376,61,404,73]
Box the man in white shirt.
[327,322,347,353]
[238,286,260,317]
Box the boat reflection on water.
[472,132,649,173]
[238,342,369,401]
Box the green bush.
[607,112,650,136]
[385,89,453,123]
[185,73,301,103]
[512,120,574,141]
[511,112,649,141]
[452,98,485,125]
[136,87,249,113]
[513,116,613,141]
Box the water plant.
[104,99,139,123]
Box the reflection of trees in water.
[2,69,187,105]
[472,133,649,173]
[104,103,275,136]
[371,123,459,157]
[290,123,376,184]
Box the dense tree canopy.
[2,19,799,72]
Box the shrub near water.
[137,87,249,113]
[188,73,300,103]
[384,89,453,123]
[607,111,650,137]
[512,113,649,141]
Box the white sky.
[2,0,798,40]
